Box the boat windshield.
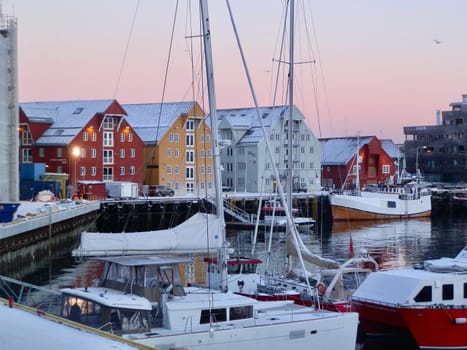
[62,294,150,333]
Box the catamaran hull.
[353,299,467,349]
[131,312,359,350]
[330,193,431,221]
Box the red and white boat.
[206,248,378,313]
[352,246,467,349]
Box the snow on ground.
[0,302,144,350]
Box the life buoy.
[147,201,153,208]
[316,282,327,296]
[117,202,123,209]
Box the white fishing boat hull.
[330,191,431,221]
[128,307,358,350]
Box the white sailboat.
[63,1,359,349]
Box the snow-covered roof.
[380,139,400,159]
[123,102,196,144]
[352,268,465,305]
[320,136,374,165]
[21,100,116,145]
[217,105,291,145]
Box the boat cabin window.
[228,263,256,274]
[387,201,396,208]
[62,295,150,332]
[414,286,432,302]
[230,305,253,320]
[442,284,454,300]
[200,308,227,324]
[105,263,132,285]
[463,283,467,298]
[62,295,102,328]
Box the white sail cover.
[287,234,340,269]
[72,212,224,257]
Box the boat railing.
[0,274,62,314]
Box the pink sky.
[4,0,467,143]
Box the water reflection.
[9,215,467,350]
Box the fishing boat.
[329,137,432,221]
[351,246,467,349]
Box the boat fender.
[117,202,123,209]
[453,318,467,325]
[317,282,327,296]
[147,201,153,208]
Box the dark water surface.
[17,213,467,350]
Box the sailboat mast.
[200,0,228,292]
[286,0,294,210]
[285,0,295,273]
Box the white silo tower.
[0,9,19,201]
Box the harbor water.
[10,213,467,349]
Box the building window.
[128,132,133,142]
[186,119,195,131]
[200,165,205,174]
[130,148,135,158]
[39,148,45,158]
[167,165,172,175]
[22,130,32,145]
[103,132,114,147]
[120,149,125,158]
[83,132,89,142]
[186,134,194,147]
[120,166,125,176]
[91,148,97,158]
[207,149,213,158]
[174,149,180,158]
[103,167,113,181]
[80,148,86,158]
[186,150,194,163]
[207,166,213,174]
[57,148,63,158]
[167,148,172,158]
[200,149,206,158]
[103,116,115,130]
[120,132,125,142]
[92,132,97,141]
[22,149,32,163]
[130,166,135,175]
[186,182,194,194]
[174,165,179,175]
[103,150,113,164]
[80,166,86,176]
[382,164,390,174]
[186,166,194,179]
[91,167,96,176]
[57,166,63,173]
